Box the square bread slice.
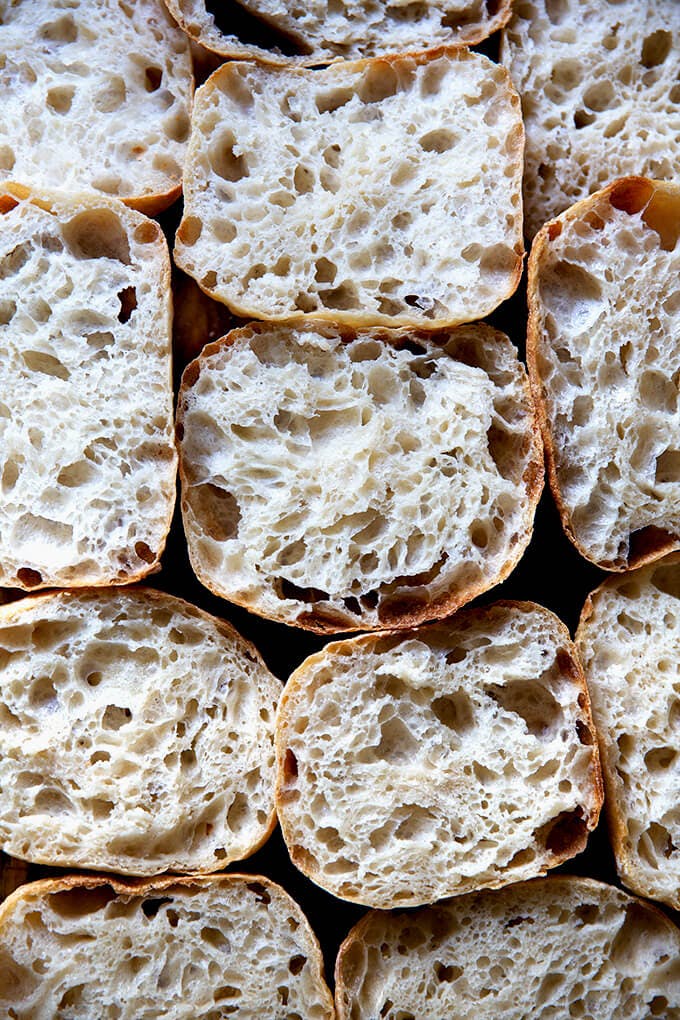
[0,185,177,590]
[0,587,281,876]
[174,51,524,328]
[577,555,680,912]
[335,877,680,1019]
[527,177,680,571]
[501,0,680,238]
[0,873,335,1019]
[0,0,193,215]
[275,602,602,908]
[176,321,543,633]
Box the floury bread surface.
[275,602,602,907]
[177,322,543,632]
[0,186,177,590]
[527,178,680,570]
[175,51,524,328]
[335,877,680,1019]
[0,588,280,875]
[0,873,335,1019]
[0,0,193,214]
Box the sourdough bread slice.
[177,322,543,633]
[501,0,680,239]
[0,587,280,875]
[577,555,680,911]
[0,873,335,1019]
[164,0,512,65]
[174,51,524,328]
[0,186,177,590]
[275,601,602,908]
[527,177,680,571]
[0,0,193,214]
[335,876,680,1019]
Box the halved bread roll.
[0,0,193,214]
[175,51,524,328]
[176,322,543,633]
[0,186,177,590]
[275,601,602,908]
[527,177,680,571]
[335,876,680,1019]
[0,873,335,1019]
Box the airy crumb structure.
[527,177,680,570]
[577,555,680,911]
[164,0,512,65]
[175,52,524,328]
[0,873,335,1019]
[0,0,193,213]
[0,186,177,590]
[177,322,543,633]
[502,0,680,238]
[275,602,602,908]
[335,876,680,1019]
[0,588,280,875]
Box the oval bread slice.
[335,876,680,1019]
[176,321,543,633]
[275,601,602,908]
[0,587,281,875]
[0,873,335,1019]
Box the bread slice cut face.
[177,322,543,632]
[0,588,281,875]
[175,51,524,328]
[275,601,602,908]
[527,177,680,570]
[335,876,680,1019]
[0,186,177,590]
[0,873,335,1019]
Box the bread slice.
[501,0,680,239]
[0,0,193,215]
[164,0,512,65]
[335,876,680,1019]
[0,587,281,875]
[174,51,524,328]
[577,554,680,911]
[0,185,177,590]
[527,177,680,571]
[275,601,602,908]
[177,321,543,633]
[0,873,335,1019]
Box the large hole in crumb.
[641,29,672,67]
[208,131,249,183]
[640,187,680,252]
[191,484,241,541]
[117,287,137,323]
[487,677,562,737]
[431,691,474,733]
[538,809,588,857]
[62,209,131,264]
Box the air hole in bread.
[644,746,677,772]
[540,809,588,856]
[539,260,604,333]
[16,568,42,587]
[0,242,30,279]
[655,450,680,484]
[101,704,132,730]
[575,720,593,746]
[28,676,57,709]
[49,886,116,918]
[419,129,456,153]
[245,880,271,905]
[431,691,474,733]
[62,209,131,264]
[318,282,360,310]
[582,81,615,113]
[22,350,69,381]
[209,132,249,182]
[359,63,399,104]
[316,88,354,114]
[40,14,77,43]
[141,896,172,919]
[641,29,672,68]
[144,66,162,92]
[277,578,330,604]
[628,525,678,566]
[177,216,202,247]
[0,298,16,325]
[191,484,242,542]
[289,954,306,975]
[640,189,680,251]
[46,85,75,115]
[0,145,16,172]
[573,108,595,129]
[204,0,311,55]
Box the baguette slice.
[501,0,680,239]
[0,0,193,214]
[527,177,680,571]
[335,876,680,1020]
[0,185,177,590]
[174,52,524,328]
[0,587,280,875]
[275,601,602,908]
[0,873,335,1019]
[164,0,512,66]
[177,322,543,633]
[577,555,680,911]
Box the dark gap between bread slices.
[205,0,313,56]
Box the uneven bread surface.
[527,178,680,570]
[577,556,680,910]
[275,602,602,907]
[175,52,524,328]
[177,322,543,632]
[502,0,680,238]
[0,873,335,1019]
[0,0,193,213]
[335,876,680,1019]
[0,588,280,875]
[0,187,177,590]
